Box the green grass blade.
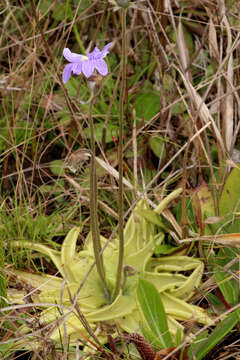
[137,279,173,348]
[188,309,240,360]
[65,0,85,54]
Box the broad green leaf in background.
[135,93,160,122]
[219,165,240,216]
[214,247,240,306]
[84,122,119,143]
[219,164,240,233]
[149,135,166,160]
[171,102,186,115]
[137,279,173,348]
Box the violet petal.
[62,63,73,83]
[91,47,101,56]
[72,63,82,75]
[63,48,83,63]
[82,60,94,78]
[95,59,108,76]
[101,42,112,58]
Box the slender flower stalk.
[62,43,112,302]
[112,7,127,301]
[88,88,110,302]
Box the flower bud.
[87,74,103,95]
[124,265,136,277]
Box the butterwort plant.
[62,43,112,83]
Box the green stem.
[89,93,110,302]
[0,245,7,308]
[112,8,127,301]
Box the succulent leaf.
[9,199,212,348]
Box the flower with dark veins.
[62,43,112,83]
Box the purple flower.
[62,43,112,83]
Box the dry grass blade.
[222,13,234,153]
[177,17,191,81]
[176,66,225,152]
[209,17,219,60]
[132,111,138,198]
[179,233,240,248]
[161,208,182,239]
[95,156,134,190]
[64,175,119,220]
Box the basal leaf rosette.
[9,199,211,346]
